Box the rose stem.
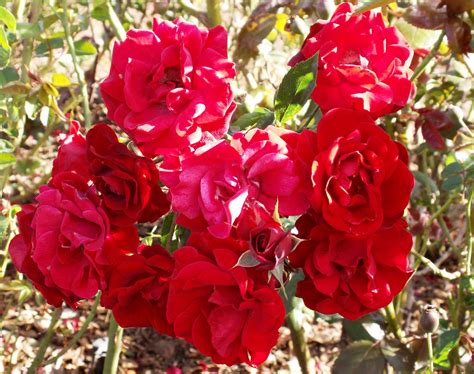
[427,332,434,373]
[206,0,221,27]
[411,31,445,82]
[106,1,126,41]
[465,189,473,275]
[27,307,62,373]
[103,314,123,374]
[42,293,101,367]
[286,298,314,374]
[60,0,92,127]
[384,302,403,341]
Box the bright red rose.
[52,120,90,179]
[9,172,110,306]
[236,202,293,270]
[101,244,174,335]
[86,124,169,226]
[290,214,413,320]
[100,18,236,157]
[309,109,413,236]
[230,126,311,216]
[161,140,248,239]
[289,2,415,118]
[167,233,285,366]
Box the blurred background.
[0,0,473,373]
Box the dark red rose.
[290,214,413,320]
[309,108,414,236]
[231,126,312,216]
[100,18,236,156]
[167,232,285,366]
[87,124,170,226]
[9,172,110,306]
[101,244,174,335]
[289,2,415,118]
[236,202,293,270]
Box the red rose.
[231,126,311,216]
[101,244,174,335]
[290,214,413,320]
[9,172,110,305]
[100,19,236,157]
[52,120,90,179]
[161,141,248,239]
[236,202,293,270]
[9,204,79,308]
[310,109,413,235]
[289,2,415,118]
[86,124,170,226]
[167,233,285,366]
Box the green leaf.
[381,340,415,374]
[433,329,460,369]
[343,316,385,342]
[0,6,16,31]
[91,4,109,21]
[0,152,16,168]
[51,73,72,87]
[233,109,274,129]
[234,250,260,268]
[333,340,386,374]
[441,175,463,191]
[396,19,443,49]
[354,0,395,14]
[35,38,64,56]
[74,40,97,56]
[0,27,10,68]
[0,66,19,86]
[441,162,463,178]
[274,52,318,125]
[413,171,439,194]
[0,139,13,153]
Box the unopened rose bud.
[420,305,439,333]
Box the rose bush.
[100,18,236,156]
[289,2,415,118]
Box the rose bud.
[420,305,440,334]
[236,202,293,270]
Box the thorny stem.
[103,315,123,374]
[411,250,461,280]
[60,0,92,127]
[27,308,62,373]
[42,294,101,367]
[411,31,445,82]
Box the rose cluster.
[10,5,415,367]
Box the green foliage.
[274,52,318,125]
[433,329,460,370]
